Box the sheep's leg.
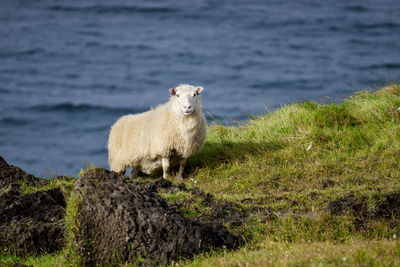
[177,158,187,181]
[161,157,170,179]
[118,168,126,176]
[129,167,138,179]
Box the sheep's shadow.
[125,139,287,179]
[186,139,287,173]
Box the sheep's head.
[170,84,204,116]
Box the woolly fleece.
[108,84,207,176]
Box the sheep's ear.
[170,88,176,96]
[196,86,204,95]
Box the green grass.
[190,85,400,215]
[17,176,76,195]
[180,238,400,266]
[2,83,400,266]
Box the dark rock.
[72,168,240,266]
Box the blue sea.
[0,0,399,177]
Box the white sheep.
[108,84,207,180]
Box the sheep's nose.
[184,105,191,109]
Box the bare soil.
[327,192,400,219]
[73,168,241,266]
[0,156,66,256]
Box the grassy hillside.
[178,83,400,266]
[2,83,400,266]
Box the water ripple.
[47,5,179,15]
[26,102,146,115]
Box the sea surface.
[0,0,399,177]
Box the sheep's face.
[170,85,204,116]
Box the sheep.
[108,84,207,180]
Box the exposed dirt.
[327,193,369,217]
[73,168,241,266]
[328,192,400,219]
[374,193,400,219]
[0,156,245,264]
[12,263,32,267]
[327,192,400,232]
[9,150,397,265]
[321,178,336,189]
[0,157,66,256]
[0,156,43,191]
[144,178,276,227]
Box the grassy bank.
[2,83,400,266]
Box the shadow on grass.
[186,139,287,172]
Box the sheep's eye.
[177,94,180,97]
[193,93,196,97]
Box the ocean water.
[0,0,399,177]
